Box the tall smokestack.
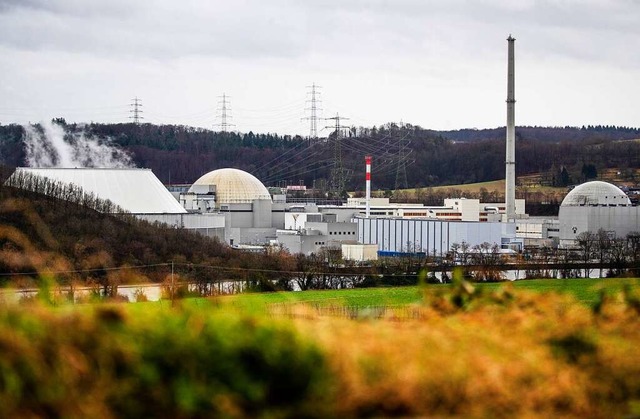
[365,155,372,218]
[505,35,516,221]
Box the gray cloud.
[1,0,639,66]
[0,0,308,59]
[1,0,639,133]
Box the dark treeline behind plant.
[2,122,640,190]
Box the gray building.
[559,181,640,247]
[356,216,519,256]
[277,214,358,256]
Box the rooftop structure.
[559,181,639,247]
[561,181,631,207]
[188,168,271,206]
[10,167,186,214]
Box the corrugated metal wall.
[356,217,508,256]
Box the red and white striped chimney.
[365,155,372,218]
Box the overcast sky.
[1,0,639,136]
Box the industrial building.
[515,217,560,248]
[177,168,360,252]
[7,167,226,238]
[342,197,525,222]
[558,181,640,247]
[512,181,640,249]
[356,216,518,256]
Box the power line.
[129,97,143,124]
[0,263,171,277]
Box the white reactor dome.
[189,168,272,204]
[560,181,631,207]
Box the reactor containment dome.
[189,168,272,204]
[561,181,631,207]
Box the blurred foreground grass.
[2,279,640,417]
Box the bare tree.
[576,231,597,278]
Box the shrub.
[0,304,331,418]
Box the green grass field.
[153,278,640,314]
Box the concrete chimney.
[505,35,516,221]
[365,155,371,218]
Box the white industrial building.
[356,216,519,256]
[7,167,226,238]
[177,168,361,251]
[277,213,359,256]
[172,166,528,256]
[515,217,560,247]
[559,181,640,247]
[11,167,187,214]
[342,197,525,222]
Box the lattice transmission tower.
[303,83,322,140]
[325,113,351,197]
[215,93,235,132]
[129,97,143,124]
[395,125,410,190]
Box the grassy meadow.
[165,277,640,313]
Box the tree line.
[2,121,640,191]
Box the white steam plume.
[23,120,134,168]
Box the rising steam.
[23,120,134,168]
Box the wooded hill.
[1,121,639,192]
[0,168,294,291]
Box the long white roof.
[13,168,187,214]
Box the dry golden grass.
[398,177,567,198]
[286,286,640,418]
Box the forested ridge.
[1,121,639,190]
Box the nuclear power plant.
[7,35,638,259]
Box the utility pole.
[215,93,235,133]
[129,97,143,125]
[303,83,322,140]
[325,113,351,197]
[170,260,175,307]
